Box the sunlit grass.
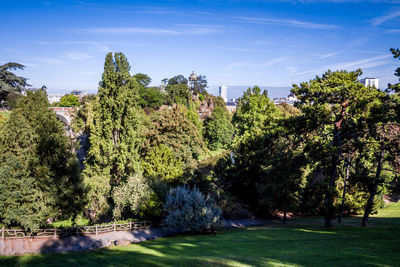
[1,202,399,266]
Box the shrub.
[162,185,222,233]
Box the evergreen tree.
[226,87,283,212]
[83,52,144,221]
[291,69,379,227]
[0,62,29,107]
[145,105,205,174]
[0,90,85,231]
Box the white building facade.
[360,78,379,88]
[219,85,227,102]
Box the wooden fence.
[0,221,157,239]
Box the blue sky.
[2,0,400,98]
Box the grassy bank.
[1,202,399,266]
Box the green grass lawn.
[1,203,399,267]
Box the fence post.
[144,220,147,228]
[95,224,98,236]
[129,221,132,231]
[114,222,116,232]
[1,226,4,239]
[54,228,57,239]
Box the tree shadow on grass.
[0,216,399,267]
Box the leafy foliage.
[59,94,79,107]
[138,86,165,110]
[0,90,86,231]
[83,52,144,221]
[112,172,155,219]
[203,106,234,150]
[145,105,205,173]
[166,84,190,106]
[143,144,184,183]
[162,185,222,233]
[0,62,28,107]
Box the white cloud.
[385,29,400,34]
[75,24,224,35]
[371,10,400,26]
[286,66,298,73]
[226,57,289,72]
[37,58,64,65]
[215,46,272,53]
[317,51,342,59]
[65,52,92,60]
[289,54,391,76]
[237,16,339,30]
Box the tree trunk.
[324,134,339,228]
[283,209,287,224]
[362,147,384,227]
[324,101,347,228]
[338,162,350,224]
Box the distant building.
[360,78,379,88]
[71,90,88,96]
[273,92,298,106]
[71,90,88,100]
[219,85,228,102]
[226,98,238,113]
[188,71,198,92]
[48,94,63,104]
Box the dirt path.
[0,219,265,255]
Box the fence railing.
[0,221,157,240]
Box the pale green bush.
[162,185,222,233]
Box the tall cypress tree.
[83,52,143,221]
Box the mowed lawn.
[1,203,399,267]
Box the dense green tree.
[0,90,85,231]
[186,102,203,136]
[0,62,29,107]
[291,69,380,227]
[191,75,208,95]
[388,48,400,92]
[204,106,234,150]
[59,93,79,107]
[232,86,281,144]
[166,84,190,106]
[168,75,188,85]
[133,73,165,110]
[138,86,165,110]
[143,144,184,183]
[145,105,205,174]
[83,52,144,221]
[223,87,283,212]
[133,73,152,87]
[112,172,154,219]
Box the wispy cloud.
[215,46,273,53]
[74,24,224,35]
[385,29,400,34]
[64,52,92,60]
[317,51,342,59]
[286,66,298,73]
[37,58,65,65]
[371,10,400,26]
[226,57,289,72]
[236,16,339,30]
[289,54,391,76]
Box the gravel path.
[0,219,265,255]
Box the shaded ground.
[0,219,264,255]
[1,203,399,266]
